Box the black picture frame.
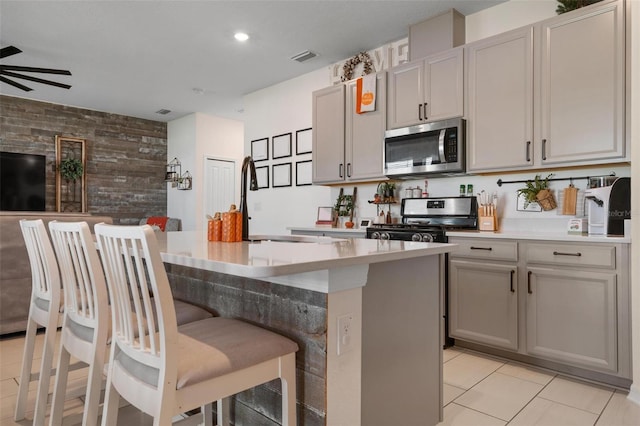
[272,133,292,159]
[251,138,269,162]
[295,160,312,186]
[272,163,292,188]
[255,165,269,189]
[295,127,312,155]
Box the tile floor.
[2,331,640,425]
[439,347,640,426]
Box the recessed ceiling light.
[234,32,249,42]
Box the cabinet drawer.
[449,238,518,261]
[525,243,615,269]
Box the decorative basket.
[536,189,557,211]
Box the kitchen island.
[155,232,455,426]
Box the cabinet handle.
[526,141,531,162]
[510,270,515,293]
[542,139,547,160]
[339,163,344,178]
[553,251,582,257]
[527,271,532,294]
[424,103,428,121]
[418,104,423,121]
[347,163,352,177]
[470,246,492,251]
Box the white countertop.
[157,231,455,279]
[447,229,631,244]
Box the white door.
[204,158,235,218]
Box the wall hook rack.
[496,172,616,187]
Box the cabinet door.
[449,259,518,351]
[424,47,463,122]
[466,27,534,172]
[526,267,617,373]
[346,72,387,181]
[386,60,423,129]
[539,0,625,165]
[312,84,345,184]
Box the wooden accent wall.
[0,95,167,224]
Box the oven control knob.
[421,233,434,243]
[370,232,381,239]
[380,232,390,240]
[411,233,423,242]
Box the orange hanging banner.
[356,74,376,114]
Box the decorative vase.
[536,189,557,211]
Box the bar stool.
[15,219,62,425]
[48,221,109,426]
[95,224,298,425]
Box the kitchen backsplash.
[334,164,631,232]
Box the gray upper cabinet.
[466,0,626,173]
[466,27,534,172]
[539,0,625,165]
[312,72,387,184]
[387,47,463,129]
[312,84,345,184]
[345,72,387,182]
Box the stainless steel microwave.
[384,118,465,177]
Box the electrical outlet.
[337,313,353,356]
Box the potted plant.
[517,173,557,210]
[334,194,354,227]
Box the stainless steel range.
[366,196,478,348]
[366,196,478,242]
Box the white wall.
[168,112,244,232]
[243,69,332,235]
[465,0,557,42]
[628,0,640,406]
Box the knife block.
[479,213,497,231]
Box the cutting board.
[562,184,578,215]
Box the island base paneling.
[165,263,328,426]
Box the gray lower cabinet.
[449,259,518,351]
[525,266,617,373]
[448,236,631,384]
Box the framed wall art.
[295,127,312,155]
[255,165,269,189]
[272,133,292,159]
[272,163,292,188]
[295,160,312,186]
[251,138,269,161]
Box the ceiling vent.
[155,109,171,115]
[290,50,317,63]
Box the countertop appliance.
[366,196,478,348]
[585,177,630,235]
[384,118,465,178]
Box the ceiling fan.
[0,45,71,92]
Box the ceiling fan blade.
[0,46,22,59]
[0,65,71,75]
[0,76,32,91]
[0,70,71,89]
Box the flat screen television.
[0,151,46,211]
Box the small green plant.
[334,194,354,217]
[556,0,602,14]
[517,174,553,208]
[59,158,83,182]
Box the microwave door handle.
[438,129,446,163]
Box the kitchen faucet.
[240,156,258,240]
